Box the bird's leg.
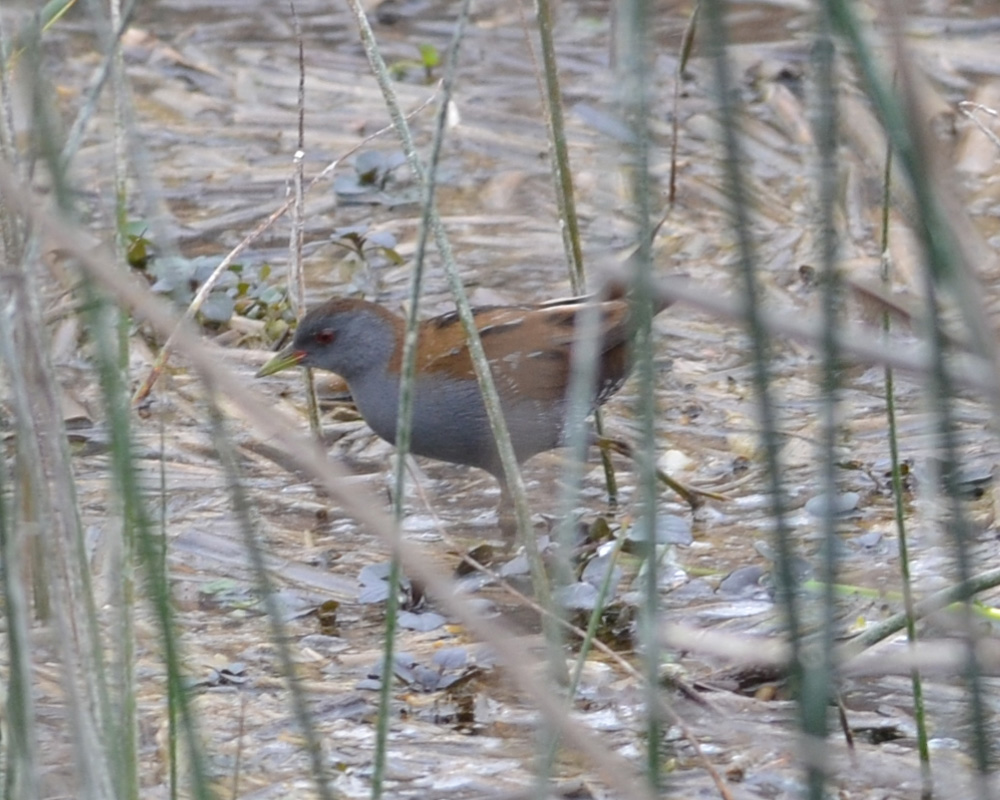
[597,437,727,507]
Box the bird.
[256,286,673,538]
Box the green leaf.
[126,236,149,270]
[200,292,235,324]
[418,43,440,69]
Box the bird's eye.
[314,329,336,345]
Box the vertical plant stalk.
[667,2,698,210]
[804,12,840,797]
[158,417,179,800]
[19,8,212,797]
[534,0,584,285]
[0,13,22,262]
[0,9,31,793]
[532,0,620,512]
[372,1,474,797]
[287,1,322,436]
[0,38,37,799]
[877,144,932,797]
[701,0,805,740]
[108,0,140,793]
[618,0,662,790]
[530,291,602,793]
[0,390,39,800]
[528,0,607,785]
[920,283,990,786]
[81,287,143,800]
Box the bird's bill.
[256,347,306,377]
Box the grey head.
[290,298,401,383]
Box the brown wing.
[417,298,635,405]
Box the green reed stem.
[841,566,1000,656]
[373,1,474,797]
[802,12,840,798]
[702,0,805,764]
[0,5,31,793]
[529,285,602,797]
[534,0,619,510]
[877,108,933,797]
[618,0,662,790]
[109,0,139,792]
[923,280,991,785]
[0,395,39,800]
[535,0,584,287]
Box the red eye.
[314,329,335,345]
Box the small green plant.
[330,224,403,265]
[231,263,295,342]
[123,220,153,270]
[333,150,409,201]
[124,221,293,338]
[388,42,440,83]
[326,223,405,299]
